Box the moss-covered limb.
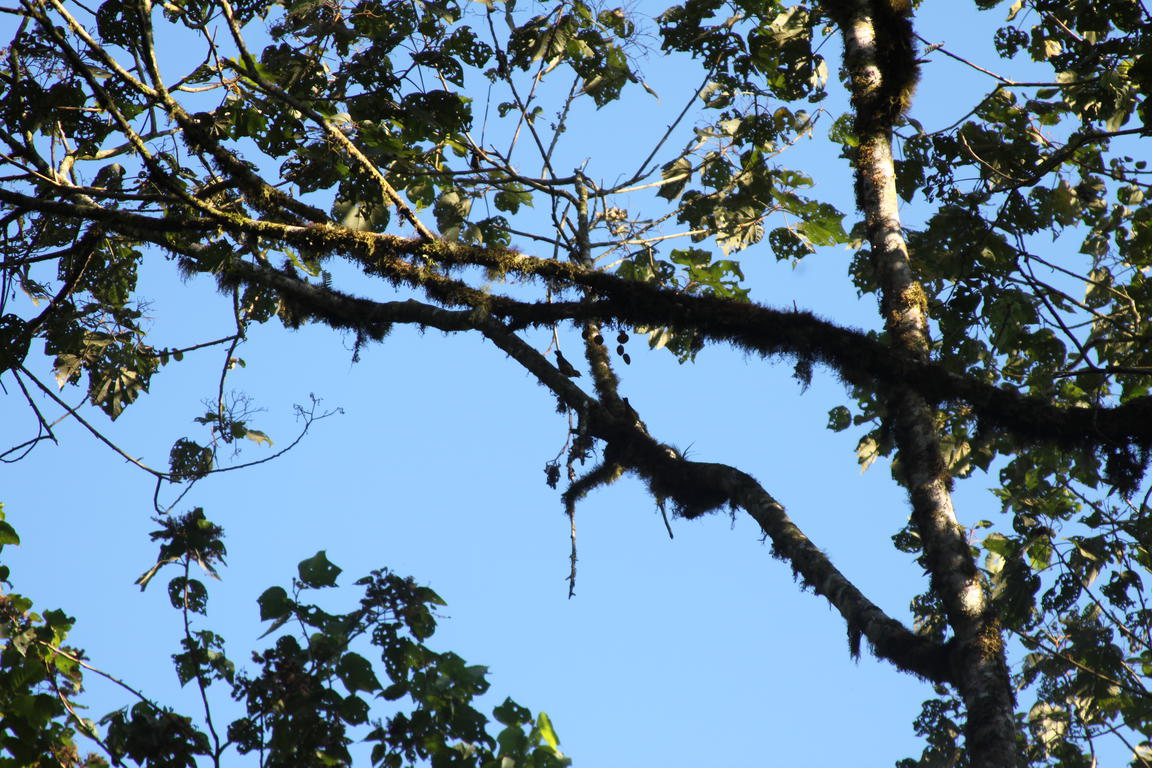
[727,465,954,683]
[600,441,954,684]
[822,0,924,358]
[560,458,625,596]
[6,186,1152,456]
[407,302,953,682]
[820,0,918,142]
[472,312,952,684]
[592,425,952,683]
[222,259,470,339]
[485,293,1152,455]
[828,3,1018,765]
[888,389,1019,762]
[218,252,953,683]
[359,241,1152,457]
[633,453,954,684]
[561,461,625,519]
[221,259,599,418]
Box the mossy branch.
[5,187,1152,461]
[209,257,957,683]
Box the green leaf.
[169,438,214,481]
[657,156,693,201]
[794,204,847,246]
[298,550,342,588]
[0,519,20,547]
[493,698,532,727]
[168,577,209,614]
[338,695,370,725]
[983,533,1013,557]
[336,652,382,693]
[768,227,813,260]
[258,586,293,621]
[536,712,560,749]
[381,681,408,701]
[494,185,533,214]
[826,406,851,432]
[669,248,710,267]
[498,725,528,759]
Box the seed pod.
[593,334,604,345]
[617,330,628,344]
[623,353,631,365]
[616,344,625,355]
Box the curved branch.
[220,259,953,683]
[18,366,167,478]
[5,187,1152,454]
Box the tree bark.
[825,1,1021,766]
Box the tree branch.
[221,255,955,682]
[5,187,1152,457]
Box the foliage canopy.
[3,0,1152,766]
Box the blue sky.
[0,2,1038,765]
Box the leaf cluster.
[0,510,571,768]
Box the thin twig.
[19,365,167,477]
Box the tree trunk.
[826,1,1020,765]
